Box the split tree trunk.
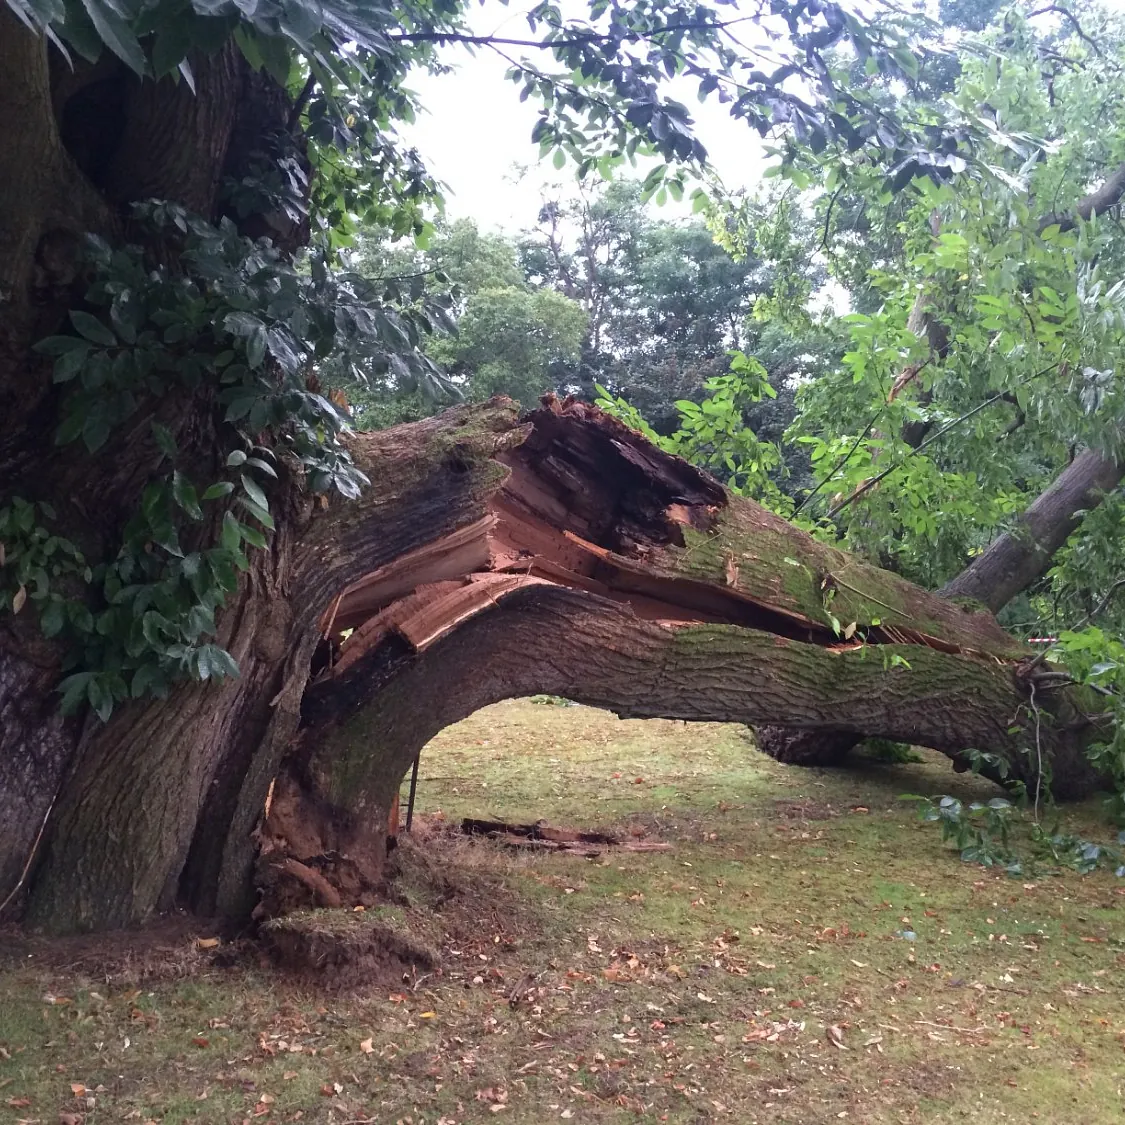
[246,397,1104,916]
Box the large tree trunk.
[0,18,304,929]
[15,403,524,931]
[247,397,1102,916]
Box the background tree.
[520,180,782,424]
[331,218,587,420]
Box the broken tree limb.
[458,817,672,855]
[1038,158,1125,234]
[939,445,1124,614]
[247,396,1105,916]
[460,819,621,844]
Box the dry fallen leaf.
[359,1037,374,1054]
[69,1083,86,1097]
[195,937,220,950]
[826,1025,847,1049]
[7,1097,31,1108]
[192,1037,209,1048]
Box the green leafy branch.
[7,200,459,721]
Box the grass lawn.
[2,699,1124,1124]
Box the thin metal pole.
[405,753,421,832]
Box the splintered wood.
[317,398,813,683]
[315,394,1019,690]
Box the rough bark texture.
[1,388,1106,931]
[0,634,81,901]
[18,401,522,931]
[0,18,306,929]
[753,444,1123,771]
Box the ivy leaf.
[240,473,269,512]
[79,0,147,76]
[151,14,191,77]
[86,675,114,722]
[237,495,274,530]
[220,511,242,551]
[39,598,66,638]
[58,671,95,715]
[82,412,112,453]
[53,345,91,383]
[246,324,267,369]
[245,456,277,478]
[202,481,235,501]
[34,335,91,357]
[239,522,268,549]
[173,471,203,520]
[69,309,116,347]
[204,644,240,679]
[266,325,302,373]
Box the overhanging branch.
[1038,159,1125,234]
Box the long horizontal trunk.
[251,397,1103,915]
[760,445,1122,772]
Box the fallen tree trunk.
[758,444,1122,771]
[251,396,1104,916]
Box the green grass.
[2,699,1124,1124]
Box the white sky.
[398,0,1125,234]
[400,0,769,233]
